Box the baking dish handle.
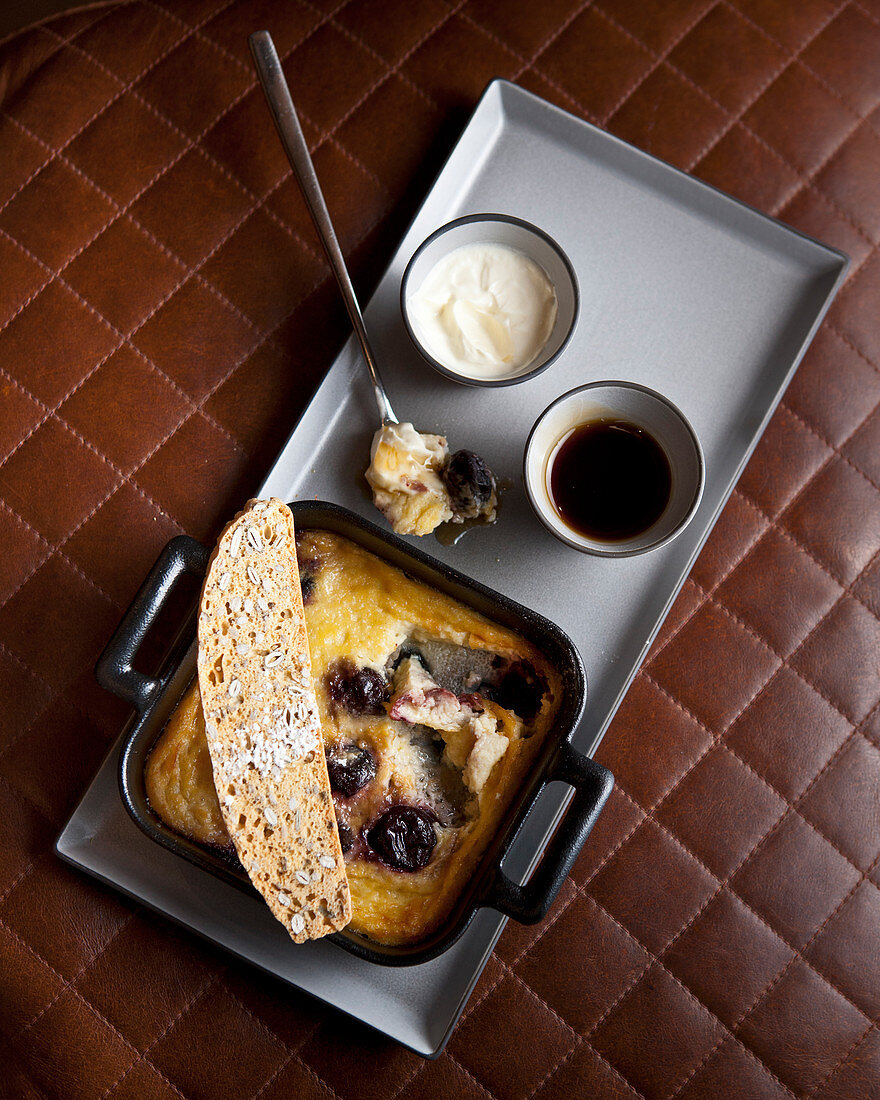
[95,535,209,713]
[485,742,614,924]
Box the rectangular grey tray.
[57,78,847,1058]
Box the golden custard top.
[147,528,563,946]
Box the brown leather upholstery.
[1,0,879,1096]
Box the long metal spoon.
[249,29,397,426]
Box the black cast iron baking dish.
[98,500,613,966]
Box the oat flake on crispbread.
[197,498,351,942]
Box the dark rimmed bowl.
[98,501,612,966]
[400,213,579,387]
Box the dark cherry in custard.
[549,419,671,541]
[325,742,377,797]
[366,806,437,872]
[442,449,496,520]
[327,659,389,716]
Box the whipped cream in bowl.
[401,214,578,386]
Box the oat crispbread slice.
[197,498,351,942]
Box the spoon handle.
[249,30,397,426]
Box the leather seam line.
[0,725,115,842]
[384,959,512,1100]
[12,910,137,1046]
[281,0,454,147]
[456,8,587,118]
[546,877,798,1100]
[0,0,111,55]
[100,970,221,1098]
[702,586,863,733]
[504,879,582,971]
[827,320,880,376]
[0,635,52,696]
[0,641,125,796]
[0,30,427,482]
[294,0,447,118]
[0,912,188,1099]
[0,162,273,452]
[778,399,880,499]
[0,149,398,589]
[737,477,880,660]
[444,1050,498,1100]
[141,0,391,194]
[0,344,197,551]
[596,0,877,252]
[575,782,866,1099]
[671,845,880,1097]
[807,1017,879,1098]
[633,678,880,1019]
[491,961,646,1100]
[0,816,47,913]
[52,142,277,348]
[853,0,880,29]
[531,956,652,1100]
[594,897,797,1100]
[0,496,119,611]
[597,1,780,161]
[733,483,866,611]
[161,0,448,193]
[147,0,394,192]
[712,3,879,246]
[0,4,123,196]
[0,231,253,471]
[247,1015,329,1100]
[504,788,645,971]
[642,674,880,909]
[34,24,329,277]
[767,114,876,231]
[0,161,264,465]
[728,0,880,135]
[222,986,344,1100]
[639,514,767,673]
[727,387,880,633]
[0,1,217,220]
[596,0,722,126]
[645,653,877,885]
[17,23,344,324]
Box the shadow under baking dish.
[107,501,606,967]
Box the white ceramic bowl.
[524,381,705,557]
[400,214,578,386]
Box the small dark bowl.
[98,501,612,967]
[400,213,579,387]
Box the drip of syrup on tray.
[548,419,671,541]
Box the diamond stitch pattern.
[2,0,880,1095]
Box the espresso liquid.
[549,419,672,541]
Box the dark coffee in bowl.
[549,419,671,541]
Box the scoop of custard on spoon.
[248,30,496,537]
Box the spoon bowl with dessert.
[250,31,498,540]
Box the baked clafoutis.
[147,523,562,946]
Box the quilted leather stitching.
[0,912,186,1096]
[2,1,880,1096]
[99,973,221,1099]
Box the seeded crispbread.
[197,498,351,942]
